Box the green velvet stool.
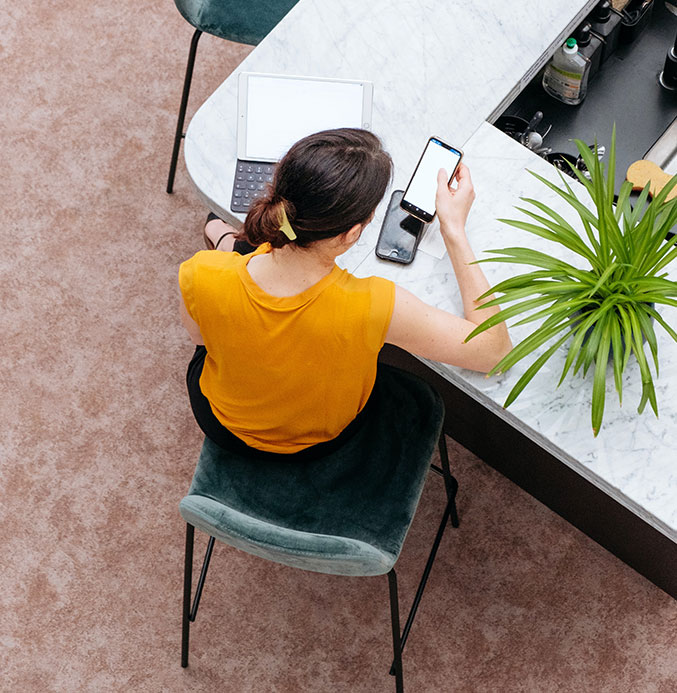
[167,0,300,193]
[179,364,459,693]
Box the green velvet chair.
[179,364,459,693]
[167,0,300,193]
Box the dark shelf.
[500,1,677,195]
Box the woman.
[179,128,511,458]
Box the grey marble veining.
[352,122,677,542]
[185,0,596,228]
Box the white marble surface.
[182,0,677,542]
[185,0,597,228]
[351,122,677,543]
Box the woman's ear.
[344,222,364,245]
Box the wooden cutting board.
[626,160,677,201]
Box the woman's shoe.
[204,212,237,250]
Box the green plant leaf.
[640,199,677,270]
[586,262,618,299]
[607,124,617,204]
[651,172,677,208]
[636,304,659,375]
[464,295,560,340]
[591,315,612,436]
[634,295,677,308]
[518,196,577,233]
[578,318,604,377]
[526,169,600,235]
[488,315,572,375]
[609,315,624,404]
[558,309,602,384]
[641,211,677,276]
[477,248,594,282]
[573,138,599,182]
[475,270,578,301]
[627,307,658,417]
[511,297,592,327]
[614,180,634,227]
[503,329,575,408]
[479,281,592,310]
[645,305,677,343]
[615,304,634,374]
[626,182,651,230]
[467,130,677,427]
[509,207,598,266]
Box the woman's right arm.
[385,163,511,373]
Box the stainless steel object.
[659,1,677,89]
[644,117,677,174]
[524,131,544,150]
[520,110,544,146]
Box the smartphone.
[375,190,425,264]
[400,137,463,223]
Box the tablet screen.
[243,75,367,161]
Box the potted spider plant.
[467,127,677,435]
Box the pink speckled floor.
[2,1,676,691]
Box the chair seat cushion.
[179,364,444,576]
[174,0,300,44]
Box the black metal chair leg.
[389,501,451,675]
[190,536,215,621]
[438,434,459,528]
[387,569,404,693]
[181,523,195,668]
[167,28,203,194]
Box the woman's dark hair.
[242,128,393,249]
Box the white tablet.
[237,72,374,163]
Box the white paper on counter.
[417,218,447,259]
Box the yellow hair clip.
[279,206,297,241]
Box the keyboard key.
[233,160,278,213]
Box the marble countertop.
[350,121,677,543]
[182,0,677,542]
[185,0,597,225]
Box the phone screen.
[401,138,462,222]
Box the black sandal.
[204,212,237,250]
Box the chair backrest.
[174,0,301,44]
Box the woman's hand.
[435,163,475,241]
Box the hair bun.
[243,195,295,249]
[242,128,392,249]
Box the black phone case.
[375,190,425,264]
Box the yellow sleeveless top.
[179,245,395,453]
